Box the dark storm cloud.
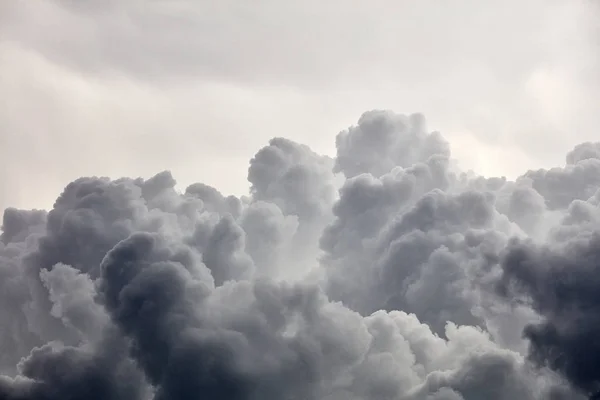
[0,110,595,399]
[499,231,600,396]
[322,111,512,334]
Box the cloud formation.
[1,109,599,399]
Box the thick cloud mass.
[499,231,600,395]
[1,110,598,399]
[334,111,450,179]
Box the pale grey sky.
[1,0,599,210]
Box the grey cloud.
[7,337,146,400]
[92,240,587,399]
[202,215,255,286]
[40,263,108,341]
[504,184,547,236]
[499,231,600,397]
[249,137,336,223]
[185,183,242,219]
[248,137,337,276]
[566,142,600,165]
[1,209,46,245]
[238,201,298,277]
[522,157,600,210]
[0,110,597,399]
[98,232,246,399]
[334,110,450,179]
[323,185,516,334]
[322,111,507,333]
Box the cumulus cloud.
[1,109,599,399]
[334,111,450,179]
[499,229,600,396]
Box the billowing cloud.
[0,109,597,399]
[499,222,600,396]
[334,111,450,179]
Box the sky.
[1,0,599,211]
[3,2,600,399]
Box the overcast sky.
[1,0,599,210]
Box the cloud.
[499,230,600,396]
[334,111,450,179]
[2,3,600,398]
[1,107,598,398]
